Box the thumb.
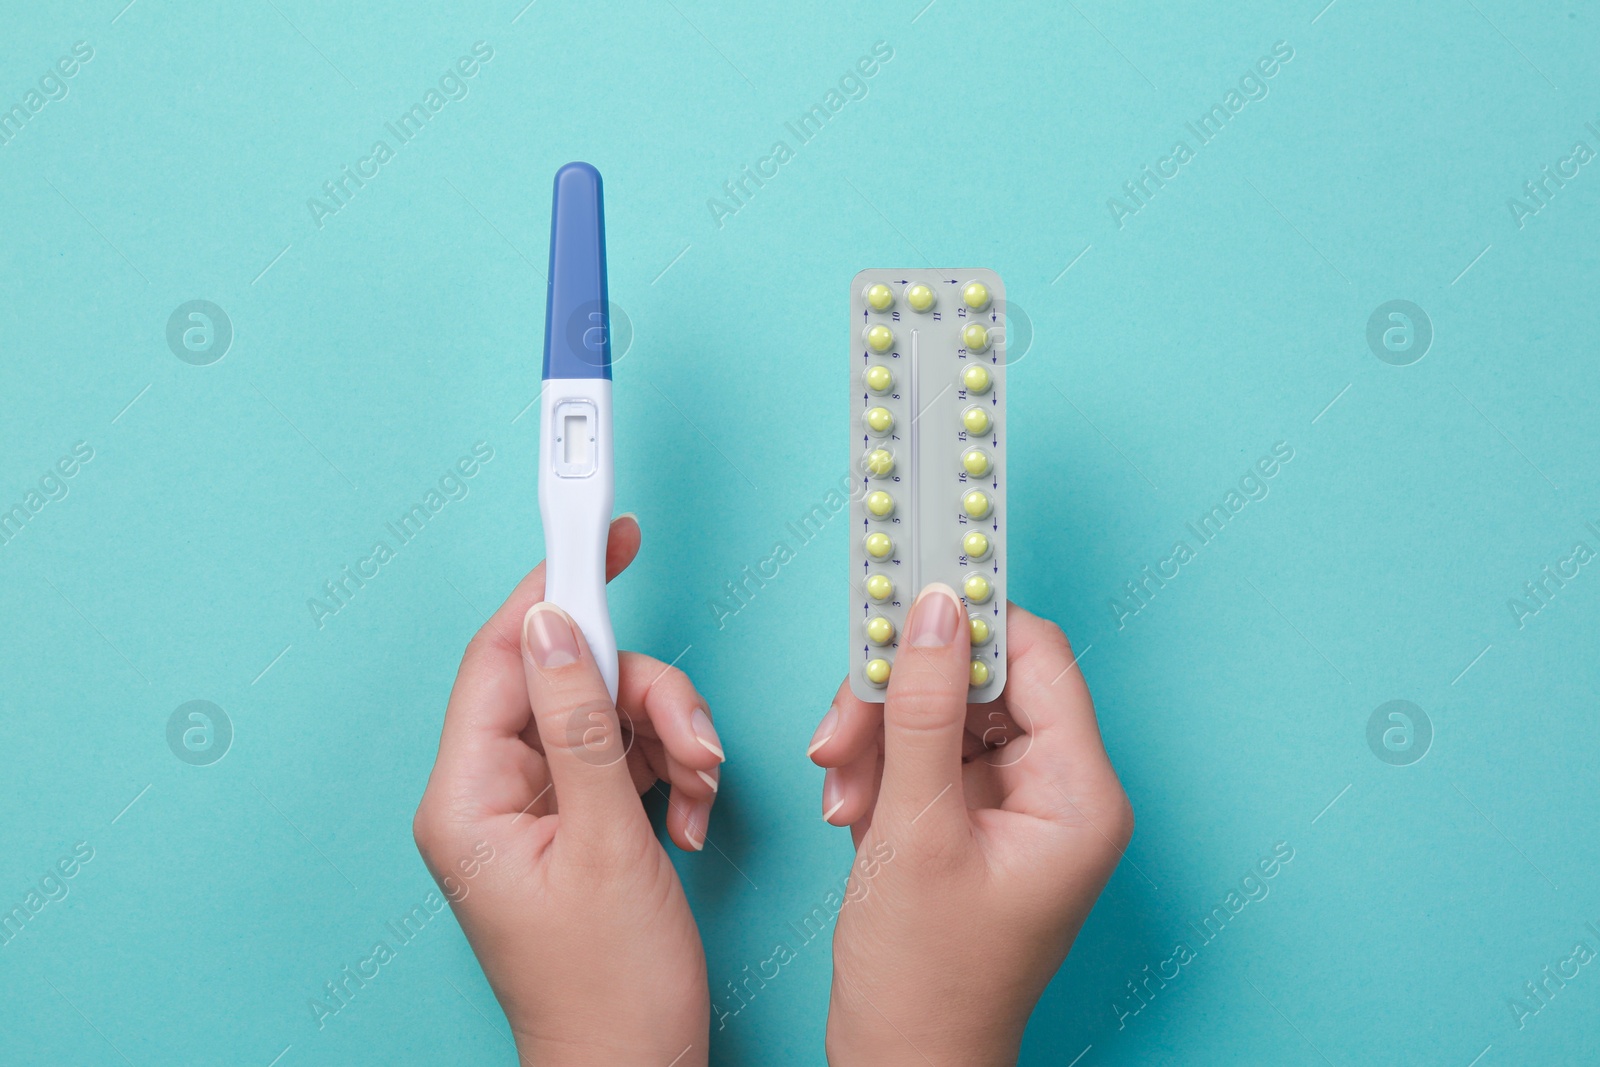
[521,602,645,839]
[879,583,970,836]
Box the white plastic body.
[538,378,618,700]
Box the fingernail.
[524,603,579,668]
[684,798,710,851]
[822,768,846,824]
[690,708,725,761]
[616,512,640,528]
[696,768,719,793]
[807,707,839,757]
[906,583,960,647]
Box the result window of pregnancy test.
[563,414,589,466]
[552,399,598,478]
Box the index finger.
[473,514,641,659]
[999,602,1121,802]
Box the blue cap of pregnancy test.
[542,161,612,380]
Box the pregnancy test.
[539,161,618,699]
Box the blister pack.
[849,269,1006,702]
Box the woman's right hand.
[809,585,1134,1066]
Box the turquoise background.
[3,0,1598,1063]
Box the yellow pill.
[865,574,894,601]
[962,406,991,436]
[906,283,935,312]
[866,490,895,518]
[969,659,992,686]
[866,616,895,645]
[865,406,894,435]
[962,363,992,394]
[963,572,993,603]
[963,490,991,519]
[969,615,992,646]
[865,532,893,558]
[866,283,894,311]
[864,364,893,393]
[962,448,992,477]
[963,281,991,310]
[865,324,894,352]
[962,323,990,352]
[864,448,894,477]
[963,530,990,560]
[865,658,892,686]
